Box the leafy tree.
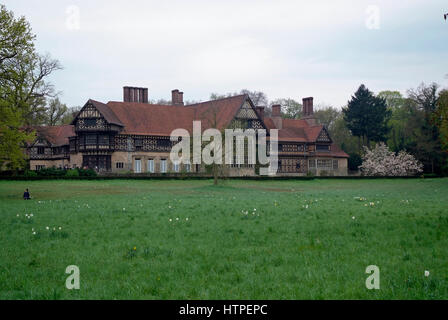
[406,82,445,173]
[0,97,34,169]
[240,89,268,107]
[434,89,448,152]
[314,105,340,132]
[0,5,61,169]
[61,106,81,124]
[45,97,68,125]
[342,84,391,148]
[377,90,405,110]
[0,4,35,65]
[270,98,302,119]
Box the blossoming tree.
[359,142,423,176]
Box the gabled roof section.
[187,94,248,131]
[315,126,332,143]
[71,99,124,126]
[33,125,75,147]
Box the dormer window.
[316,144,330,152]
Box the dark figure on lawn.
[23,188,31,200]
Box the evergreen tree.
[342,84,391,148]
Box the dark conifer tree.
[343,84,391,148]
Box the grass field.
[0,178,447,299]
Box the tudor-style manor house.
[27,87,348,176]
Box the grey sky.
[3,0,448,108]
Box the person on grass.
[23,188,31,200]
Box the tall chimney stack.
[302,97,314,117]
[302,97,316,125]
[271,104,282,129]
[256,106,265,121]
[172,89,184,106]
[123,86,149,103]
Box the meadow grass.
[0,178,447,299]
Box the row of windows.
[309,159,338,169]
[115,160,192,173]
[83,134,110,145]
[36,147,68,155]
[278,144,331,153]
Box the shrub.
[306,171,315,177]
[23,170,38,177]
[359,142,423,176]
[78,168,97,177]
[65,169,79,177]
[37,167,66,176]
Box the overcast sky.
[3,0,448,108]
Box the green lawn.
[0,178,447,299]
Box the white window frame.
[134,159,142,173]
[160,159,167,173]
[147,159,154,173]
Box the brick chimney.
[123,86,148,103]
[302,97,316,125]
[271,104,282,129]
[256,106,265,121]
[172,89,184,106]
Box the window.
[333,160,339,170]
[116,162,124,169]
[99,135,109,145]
[134,158,142,173]
[317,159,332,169]
[84,118,97,127]
[173,163,180,173]
[147,159,154,173]
[160,159,167,173]
[157,139,170,148]
[309,159,316,168]
[134,138,143,151]
[36,165,45,170]
[37,147,45,154]
[316,145,330,152]
[185,163,191,173]
[86,134,97,145]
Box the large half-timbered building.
[27,87,348,176]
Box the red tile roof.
[265,117,324,142]
[105,94,247,135]
[34,125,75,146]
